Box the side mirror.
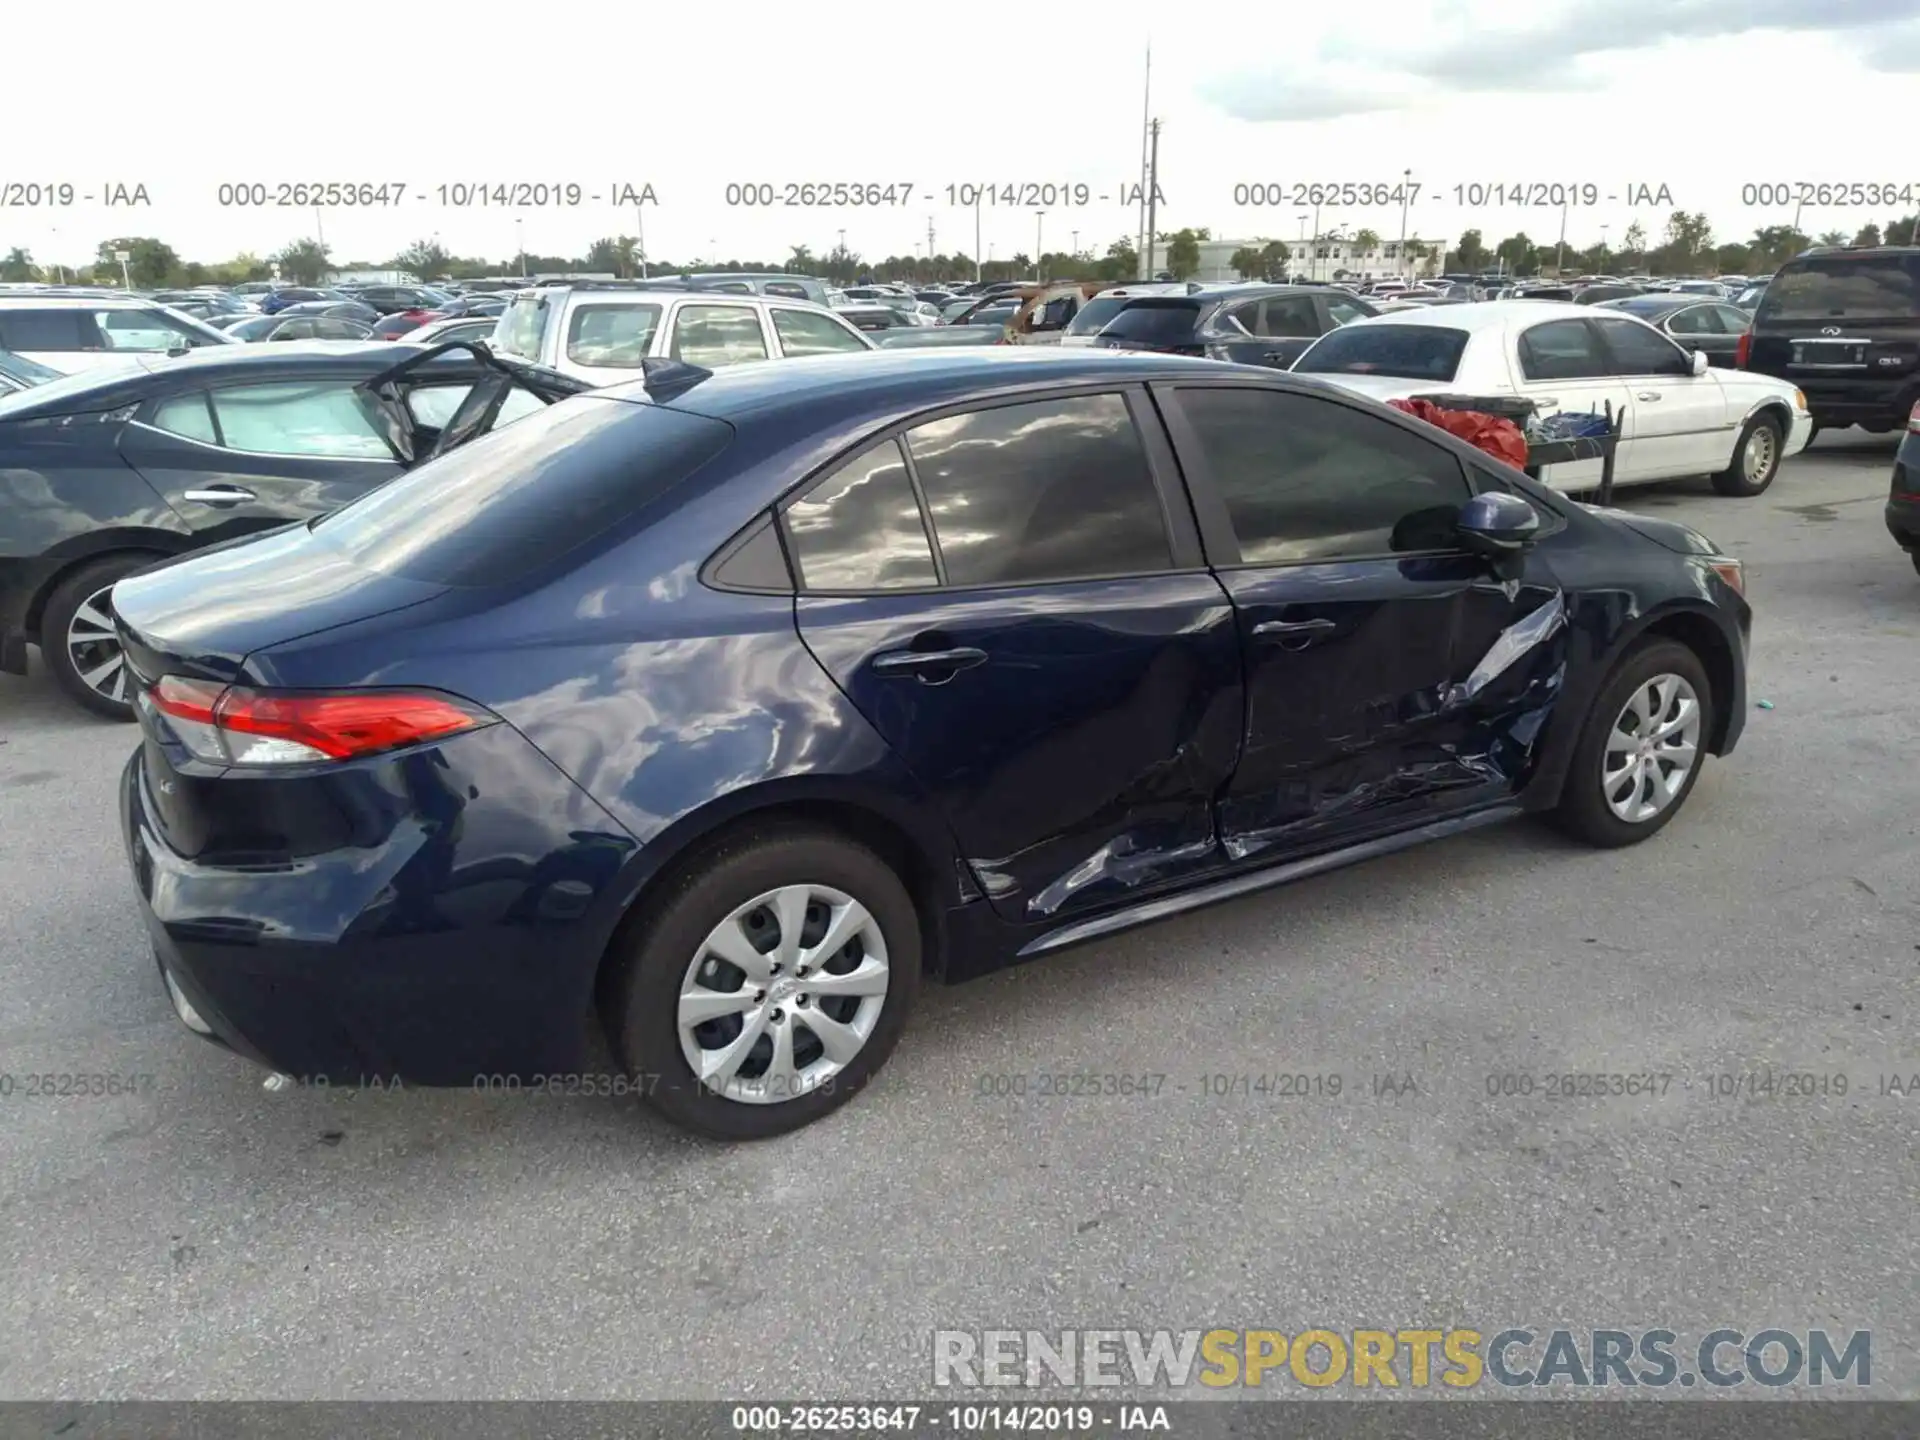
[1690,349,1710,376]
[1456,491,1541,557]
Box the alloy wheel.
[676,884,890,1105]
[1742,425,1777,485]
[65,584,132,705]
[1601,673,1702,824]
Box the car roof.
[615,348,1242,428]
[1336,298,1593,332]
[0,294,177,311]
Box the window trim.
[133,381,403,464]
[1152,376,1541,571]
[775,382,1203,596]
[702,509,798,595]
[667,300,773,366]
[767,302,872,356]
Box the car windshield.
[1293,323,1470,381]
[1065,297,1137,335]
[1096,300,1202,345]
[1756,254,1920,322]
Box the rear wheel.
[1554,640,1714,848]
[607,825,921,1139]
[1712,414,1782,497]
[40,554,160,721]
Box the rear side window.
[1065,296,1134,335]
[209,383,395,458]
[771,307,869,356]
[566,303,663,367]
[903,394,1171,587]
[1098,301,1202,346]
[1517,320,1608,380]
[1758,254,1920,322]
[670,305,770,366]
[764,282,809,300]
[312,397,734,586]
[0,310,102,352]
[785,441,937,591]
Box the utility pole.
[1035,211,1045,281]
[927,214,936,270]
[1398,169,1411,280]
[1143,118,1161,279]
[516,219,526,277]
[314,206,324,250]
[1137,42,1152,280]
[1555,199,1568,276]
[1311,200,1322,280]
[637,202,649,277]
[973,190,983,283]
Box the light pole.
[1296,213,1307,279]
[636,202,649,278]
[516,219,526,277]
[1555,199,1569,277]
[1600,224,1611,274]
[973,191,982,282]
[1792,197,1805,238]
[1071,228,1079,259]
[1035,211,1045,281]
[1398,168,1411,279]
[1311,201,1322,280]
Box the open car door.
[354,339,590,464]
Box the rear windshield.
[1293,323,1469,381]
[493,296,551,359]
[310,396,733,586]
[1097,300,1203,344]
[1065,297,1137,335]
[1757,254,1920,322]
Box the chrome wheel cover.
[66,583,131,704]
[677,883,890,1105]
[1742,425,1776,485]
[1602,673,1702,824]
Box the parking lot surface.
[2,433,1916,1399]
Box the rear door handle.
[182,486,256,504]
[1253,618,1337,646]
[1636,391,1662,402]
[871,646,989,679]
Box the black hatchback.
[1741,246,1920,437]
[1091,285,1378,368]
[0,341,584,718]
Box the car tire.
[40,553,160,721]
[1712,414,1783,497]
[607,825,921,1140]
[1553,639,1714,849]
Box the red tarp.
[1386,398,1529,468]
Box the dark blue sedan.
[1885,402,1920,572]
[113,349,1752,1138]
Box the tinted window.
[0,310,104,351]
[1326,297,1371,325]
[1757,255,1920,321]
[565,303,662,366]
[1180,387,1473,563]
[1294,323,1467,381]
[1516,320,1608,380]
[1714,305,1751,332]
[1064,296,1135,336]
[1259,296,1322,338]
[150,392,218,445]
[1098,301,1201,346]
[670,304,770,366]
[771,307,869,356]
[904,394,1171,587]
[313,397,733,586]
[208,383,394,458]
[786,441,937,591]
[1592,316,1690,376]
[764,282,809,300]
[1664,305,1720,336]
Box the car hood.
[1587,507,1721,556]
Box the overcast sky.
[9,0,1918,269]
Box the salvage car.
[1092,284,1379,369]
[115,349,1749,1139]
[0,341,585,717]
[1294,300,1812,495]
[1882,400,1920,574]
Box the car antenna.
[639,357,714,402]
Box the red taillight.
[1735,331,1752,368]
[149,679,490,766]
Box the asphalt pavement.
[2,432,1916,1402]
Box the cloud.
[1202,0,1920,120]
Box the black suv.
[1741,246,1920,437]
[1090,284,1378,368]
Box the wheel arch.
[25,530,194,638]
[1631,607,1738,755]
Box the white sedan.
[1291,299,1813,496]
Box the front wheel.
[1712,414,1782,497]
[1554,640,1714,848]
[607,826,921,1139]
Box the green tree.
[1711,242,1752,275]
[1887,214,1918,245]
[274,237,331,285]
[1747,225,1809,271]
[787,244,816,275]
[0,247,36,282]
[1816,230,1849,247]
[1494,232,1537,275]
[1453,229,1489,270]
[1164,227,1202,279]
[585,236,627,274]
[95,236,180,288]
[392,237,451,279]
[1352,228,1381,260]
[1619,221,1648,266]
[1852,223,1883,247]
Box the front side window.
[1177,387,1473,564]
[565,303,663,367]
[903,394,1172,587]
[670,304,771,367]
[207,382,394,459]
[98,309,219,351]
[771,307,869,356]
[1260,296,1322,338]
[1517,320,1609,381]
[1592,316,1690,376]
[786,440,937,591]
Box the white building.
[1190,236,1443,284]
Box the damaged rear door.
[1156,380,1566,863]
[787,387,1244,924]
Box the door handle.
[871,646,988,679]
[182,487,256,504]
[1635,391,1662,402]
[1253,618,1337,647]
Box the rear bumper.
[1886,489,1920,549]
[120,726,640,1085]
[1786,377,1919,430]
